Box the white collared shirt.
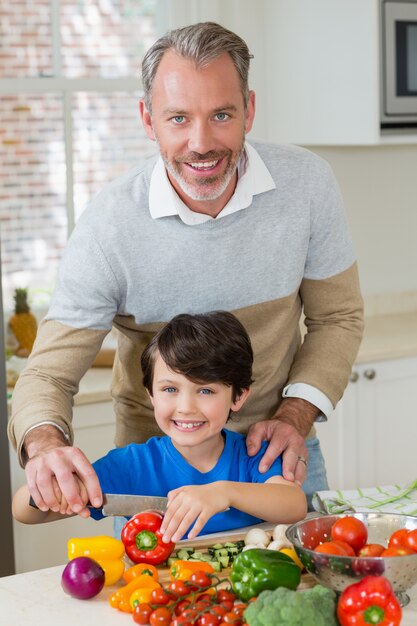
[148,141,332,419]
[148,142,276,225]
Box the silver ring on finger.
[297,455,307,467]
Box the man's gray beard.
[156,140,244,203]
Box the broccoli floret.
[243,584,338,626]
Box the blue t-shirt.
[91,429,283,535]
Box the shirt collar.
[149,142,276,225]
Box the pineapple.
[9,288,38,356]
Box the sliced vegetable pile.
[168,541,245,571]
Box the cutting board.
[155,523,316,589]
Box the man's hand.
[24,425,102,516]
[246,398,320,485]
[160,483,230,543]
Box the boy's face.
[149,353,249,449]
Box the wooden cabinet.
[10,401,115,574]
[316,356,417,491]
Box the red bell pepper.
[121,511,175,565]
[337,575,402,626]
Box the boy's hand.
[160,483,229,543]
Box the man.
[8,22,363,517]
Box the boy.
[13,311,307,541]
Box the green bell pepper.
[230,548,301,602]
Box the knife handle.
[28,496,99,510]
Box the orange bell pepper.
[170,559,215,581]
[109,574,161,613]
[123,562,159,583]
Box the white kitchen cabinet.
[10,401,116,573]
[316,356,417,491]
[262,0,417,145]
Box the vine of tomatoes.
[132,570,250,626]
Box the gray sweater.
[9,141,364,457]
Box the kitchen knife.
[101,493,168,516]
[29,493,168,516]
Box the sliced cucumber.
[168,539,244,570]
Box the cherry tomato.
[197,593,213,603]
[332,540,355,556]
[197,614,220,626]
[380,546,415,557]
[219,600,234,612]
[190,570,212,589]
[222,612,243,624]
[150,587,172,605]
[168,580,190,597]
[133,602,153,625]
[314,541,350,555]
[210,604,227,619]
[357,543,385,557]
[404,528,417,552]
[216,589,236,603]
[331,516,368,552]
[388,528,410,548]
[181,608,199,622]
[171,617,193,626]
[149,606,172,626]
[232,603,247,617]
[174,599,191,616]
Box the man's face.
[140,50,255,216]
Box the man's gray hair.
[141,22,253,112]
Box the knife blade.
[29,493,168,516]
[102,493,168,516]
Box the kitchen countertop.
[74,310,417,405]
[1,564,417,626]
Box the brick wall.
[0,0,158,311]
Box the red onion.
[61,556,105,600]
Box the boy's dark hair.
[141,311,254,401]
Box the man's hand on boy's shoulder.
[246,398,320,486]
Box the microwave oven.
[380,0,417,128]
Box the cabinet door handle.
[364,368,376,380]
[349,371,359,382]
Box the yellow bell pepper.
[129,580,161,610]
[279,547,304,570]
[68,535,125,585]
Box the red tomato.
[174,599,191,616]
[388,528,410,548]
[171,618,193,626]
[222,613,243,625]
[217,590,237,603]
[150,587,172,605]
[357,543,385,557]
[331,516,368,552]
[190,570,212,588]
[168,580,189,597]
[332,540,355,556]
[380,546,415,557]
[149,607,172,626]
[314,541,350,556]
[133,602,153,625]
[404,528,417,552]
[197,614,220,626]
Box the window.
[0,0,160,310]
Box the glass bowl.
[286,512,417,606]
